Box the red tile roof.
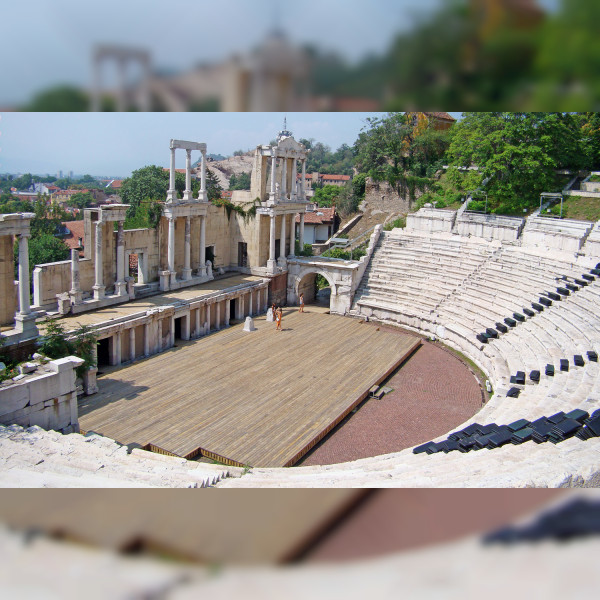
[295,207,335,225]
[321,174,350,181]
[61,220,86,254]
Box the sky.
[0,0,559,105]
[1,112,413,177]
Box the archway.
[296,270,335,308]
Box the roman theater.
[1,127,600,488]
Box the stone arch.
[291,267,336,309]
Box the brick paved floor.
[299,326,483,467]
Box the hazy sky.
[0,0,558,105]
[0,112,386,177]
[1,112,463,177]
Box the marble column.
[299,213,305,248]
[195,308,201,338]
[144,322,150,356]
[167,216,176,278]
[183,216,192,280]
[269,150,277,202]
[157,319,163,352]
[289,213,296,258]
[279,213,287,265]
[205,303,211,334]
[183,314,190,340]
[170,316,175,348]
[93,221,105,300]
[111,332,121,366]
[167,145,177,202]
[268,214,276,272]
[225,297,231,326]
[215,302,221,330]
[199,149,207,201]
[183,149,193,201]
[17,233,31,315]
[198,216,207,277]
[248,291,253,317]
[69,248,82,304]
[301,159,306,199]
[291,157,297,200]
[281,155,287,200]
[129,328,135,362]
[115,221,127,296]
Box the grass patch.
[558,195,600,222]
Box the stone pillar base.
[159,270,171,292]
[83,367,98,395]
[14,313,38,337]
[69,290,83,305]
[182,268,192,281]
[183,191,193,202]
[115,281,128,296]
[197,266,207,277]
[277,256,287,268]
[93,284,106,300]
[126,278,135,300]
[197,190,208,202]
[169,271,178,287]
[267,259,277,274]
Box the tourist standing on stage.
[275,306,283,331]
[299,293,304,313]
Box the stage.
[79,308,421,467]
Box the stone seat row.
[0,424,242,488]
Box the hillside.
[197,152,254,190]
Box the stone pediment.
[276,136,305,155]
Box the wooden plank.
[79,310,420,468]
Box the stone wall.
[33,259,95,310]
[455,213,525,242]
[406,208,457,233]
[0,235,17,326]
[269,272,288,306]
[362,179,412,215]
[521,216,594,253]
[0,356,83,434]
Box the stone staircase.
[0,424,243,488]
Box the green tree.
[228,172,251,190]
[23,85,89,112]
[206,169,223,202]
[313,184,341,208]
[69,192,94,209]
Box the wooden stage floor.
[79,308,421,468]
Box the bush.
[467,200,486,212]
[384,216,406,231]
[38,319,98,378]
[295,241,313,256]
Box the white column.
[183,149,192,201]
[300,213,305,248]
[183,314,190,340]
[157,319,163,352]
[129,328,135,362]
[170,316,175,348]
[289,214,296,257]
[225,297,230,326]
[270,150,277,201]
[17,233,31,315]
[199,149,207,201]
[195,308,201,337]
[263,287,268,312]
[301,159,306,198]
[167,144,177,202]
[198,216,207,276]
[93,221,105,300]
[115,221,127,296]
[183,217,192,280]
[281,155,287,200]
[69,248,81,297]
[167,216,175,274]
[215,302,221,330]
[268,213,276,272]
[279,214,287,264]
[144,323,150,356]
[205,303,211,333]
[111,332,121,366]
[291,157,297,200]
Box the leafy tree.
[228,172,251,190]
[27,234,70,271]
[352,173,367,200]
[23,85,89,112]
[336,182,360,218]
[206,169,223,202]
[69,192,94,209]
[313,184,341,208]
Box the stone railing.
[0,355,84,434]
